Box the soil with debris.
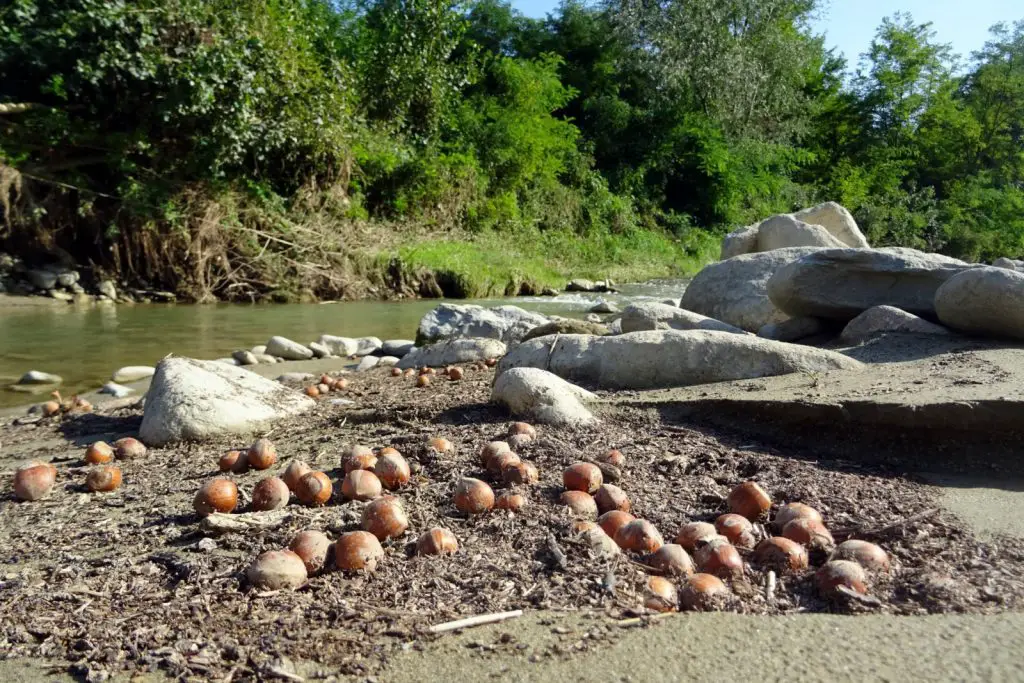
[1,363,1022,681]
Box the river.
[0,279,686,407]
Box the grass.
[376,226,718,298]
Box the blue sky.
[508,0,1023,68]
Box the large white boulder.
[680,247,823,332]
[619,302,745,335]
[840,305,952,344]
[993,257,1024,271]
[497,330,862,390]
[721,224,760,260]
[793,202,869,249]
[265,336,314,361]
[416,303,548,345]
[935,267,1024,341]
[719,202,869,259]
[757,215,848,252]
[396,338,507,369]
[354,337,383,357]
[318,335,358,357]
[492,367,598,428]
[139,357,315,445]
[767,248,972,320]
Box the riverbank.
[0,225,718,305]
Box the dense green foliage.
[1,0,1022,300]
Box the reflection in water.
[0,279,688,406]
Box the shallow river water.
[0,279,686,407]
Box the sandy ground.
[3,340,1024,681]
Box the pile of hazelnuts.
[562,469,890,612]
[12,437,146,502]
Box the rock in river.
[308,342,332,358]
[140,357,315,445]
[417,303,548,345]
[354,336,383,357]
[680,247,822,332]
[318,335,358,357]
[497,330,862,390]
[112,366,156,383]
[492,367,598,428]
[767,248,972,320]
[232,350,259,366]
[935,267,1024,341]
[265,336,314,361]
[397,338,507,369]
[382,339,416,357]
[18,370,62,385]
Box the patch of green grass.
[377,226,718,298]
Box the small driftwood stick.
[616,612,675,627]
[201,510,290,533]
[428,610,524,633]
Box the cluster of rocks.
[48,201,1024,446]
[220,334,417,369]
[0,252,171,304]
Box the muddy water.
[0,280,685,407]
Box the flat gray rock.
[265,336,314,361]
[492,367,598,428]
[140,357,315,445]
[768,248,971,320]
[416,303,548,345]
[497,330,862,390]
[397,338,507,369]
[377,356,400,367]
[620,302,745,335]
[382,339,416,357]
[841,305,952,344]
[935,267,1024,341]
[522,320,609,342]
[681,247,823,332]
